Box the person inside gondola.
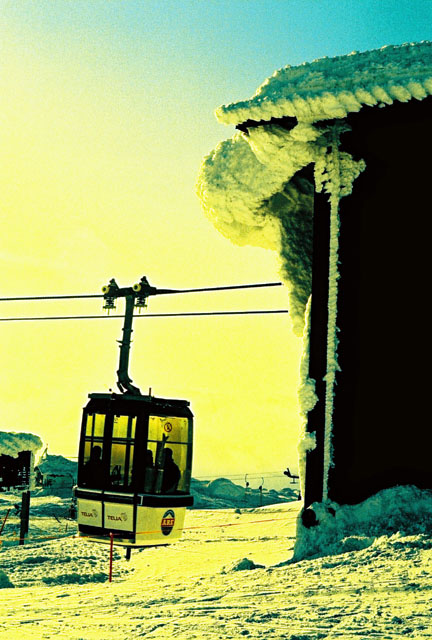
[82,445,104,487]
[161,448,180,493]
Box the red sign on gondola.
[161,509,175,535]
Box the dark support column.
[19,490,30,545]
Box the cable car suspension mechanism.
[102,276,160,396]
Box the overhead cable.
[0,282,283,302]
[0,294,101,301]
[0,309,289,322]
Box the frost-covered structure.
[197,42,432,552]
[198,42,432,334]
[34,453,77,496]
[0,431,43,490]
[0,431,43,459]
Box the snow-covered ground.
[1,493,432,639]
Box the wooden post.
[109,532,114,582]
[0,508,11,535]
[19,490,30,545]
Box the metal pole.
[109,532,114,582]
[19,490,30,545]
[116,294,141,395]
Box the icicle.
[297,296,318,499]
[314,125,365,500]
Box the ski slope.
[1,498,432,639]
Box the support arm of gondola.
[116,294,141,395]
[101,274,282,396]
[102,277,156,396]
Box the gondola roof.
[85,392,192,416]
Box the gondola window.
[148,416,190,494]
[82,413,106,487]
[109,415,136,488]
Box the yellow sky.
[0,5,303,483]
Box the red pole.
[0,509,11,535]
[109,532,114,583]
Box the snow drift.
[293,485,432,561]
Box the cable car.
[75,277,194,549]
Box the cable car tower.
[75,276,194,550]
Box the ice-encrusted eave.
[216,42,432,125]
[196,124,318,334]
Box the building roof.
[197,42,432,334]
[0,431,43,458]
[216,41,432,125]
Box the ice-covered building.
[0,431,43,490]
[197,42,432,539]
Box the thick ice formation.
[197,123,317,335]
[197,133,284,251]
[216,42,432,125]
[297,296,317,499]
[314,128,366,497]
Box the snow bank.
[0,534,133,587]
[36,454,77,495]
[294,485,432,561]
[0,571,14,589]
[221,557,265,573]
[207,477,246,500]
[3,500,432,637]
[36,454,77,479]
[29,495,72,518]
